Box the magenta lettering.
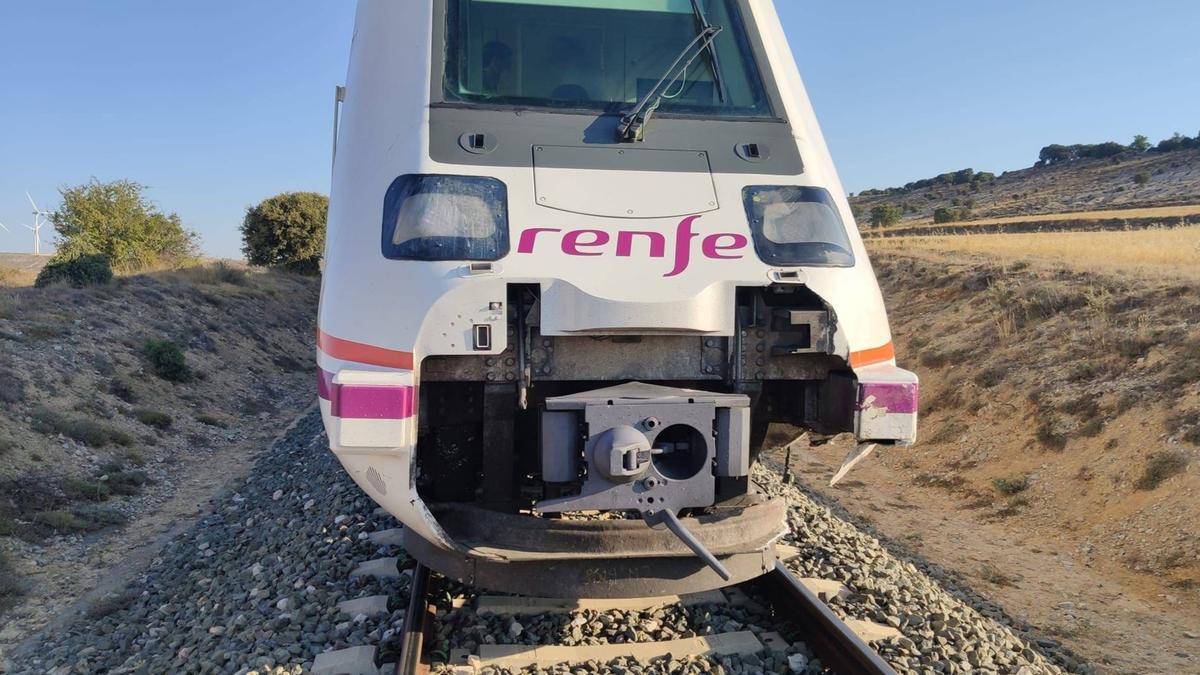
[702,233,747,260]
[516,216,748,276]
[664,215,702,278]
[518,227,563,254]
[562,229,610,256]
[616,231,667,258]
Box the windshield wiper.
[690,0,727,104]
[617,24,723,143]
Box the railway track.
[392,559,897,675]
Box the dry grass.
[881,204,1200,232]
[874,226,1200,279]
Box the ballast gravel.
[4,411,1092,675]
[5,413,414,675]
[430,586,822,674]
[756,465,1091,675]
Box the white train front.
[318,0,917,597]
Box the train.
[318,0,917,598]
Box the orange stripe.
[850,342,895,368]
[317,329,414,370]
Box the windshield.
[443,0,773,118]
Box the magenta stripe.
[858,382,919,415]
[317,369,335,401]
[334,385,415,420]
[318,368,415,420]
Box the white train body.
[319,0,917,596]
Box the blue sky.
[1,1,1197,258]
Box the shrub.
[109,375,141,403]
[62,477,111,502]
[1116,335,1155,359]
[869,204,903,228]
[72,505,128,529]
[133,408,172,430]
[1135,451,1190,490]
[0,366,25,404]
[30,407,132,447]
[934,207,971,224]
[0,437,16,456]
[34,254,113,289]
[241,192,329,275]
[51,179,198,272]
[0,550,21,611]
[1130,135,1150,153]
[993,475,1030,495]
[31,510,88,533]
[1133,172,1151,186]
[196,413,229,429]
[973,365,1007,388]
[98,465,149,496]
[143,339,191,382]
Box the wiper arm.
[617,24,723,143]
[690,0,727,104]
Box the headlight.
[381,174,509,261]
[742,186,854,267]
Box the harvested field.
[864,205,1200,238]
[872,226,1200,279]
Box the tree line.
[1038,131,1200,166]
[857,168,996,198]
[34,179,328,288]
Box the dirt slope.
[851,148,1200,226]
[0,263,318,653]
[792,249,1199,673]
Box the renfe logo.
[516,215,747,278]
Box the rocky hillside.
[0,262,318,645]
[851,147,1200,226]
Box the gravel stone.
[4,413,413,675]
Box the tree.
[1130,135,1150,152]
[241,192,329,274]
[1133,172,1151,186]
[51,179,198,272]
[869,204,902,228]
[1038,144,1074,166]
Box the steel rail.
[394,564,433,675]
[394,561,897,675]
[763,561,897,675]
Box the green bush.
[143,339,191,382]
[1133,172,1151,185]
[34,254,113,289]
[933,207,971,224]
[133,408,172,430]
[869,204,903,228]
[241,192,329,275]
[51,179,198,272]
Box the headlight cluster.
[381,174,509,261]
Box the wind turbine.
[25,192,52,255]
[0,221,9,233]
